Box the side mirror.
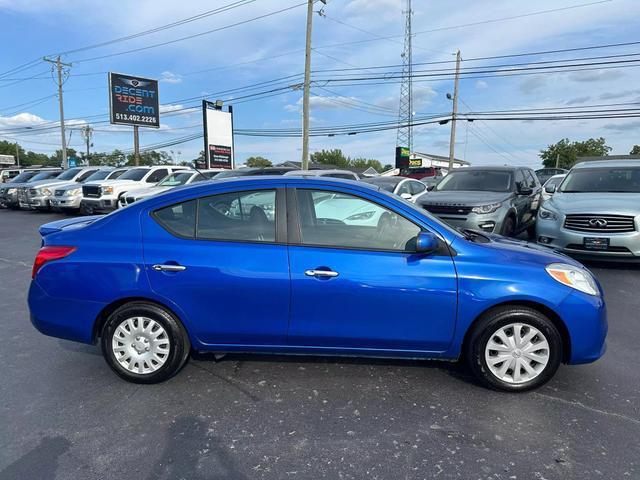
[426,185,435,191]
[518,186,533,195]
[400,192,412,200]
[545,184,556,194]
[415,231,439,253]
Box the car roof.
[284,169,357,176]
[452,165,524,172]
[361,176,408,186]
[573,159,640,169]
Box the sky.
[1,0,639,168]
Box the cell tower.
[396,0,413,153]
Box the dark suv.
[418,166,542,237]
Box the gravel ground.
[1,208,638,480]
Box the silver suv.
[418,166,541,237]
[536,159,640,259]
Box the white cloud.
[160,71,183,84]
[475,80,488,90]
[0,112,46,128]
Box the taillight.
[32,246,76,279]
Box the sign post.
[109,73,160,164]
[202,100,234,170]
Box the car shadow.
[0,436,71,480]
[191,351,477,386]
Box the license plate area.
[584,237,609,250]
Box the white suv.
[80,165,188,214]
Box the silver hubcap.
[111,317,170,374]
[485,323,550,384]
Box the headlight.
[346,211,375,221]
[41,188,52,196]
[66,188,81,196]
[472,202,501,214]
[7,188,16,194]
[546,263,599,296]
[538,207,558,221]
[101,186,114,194]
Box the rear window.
[152,200,197,238]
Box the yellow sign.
[409,158,422,167]
[400,147,410,157]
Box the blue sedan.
[28,177,607,391]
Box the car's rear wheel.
[101,302,191,384]
[466,306,562,392]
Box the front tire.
[501,215,516,237]
[466,306,562,392]
[101,302,191,384]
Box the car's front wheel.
[101,302,191,384]
[466,306,562,392]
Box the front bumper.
[426,209,507,234]
[28,194,53,210]
[80,196,117,213]
[536,218,640,258]
[0,191,17,207]
[557,289,607,364]
[50,194,82,210]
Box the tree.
[126,150,173,166]
[350,157,384,172]
[539,137,611,169]
[0,140,23,163]
[310,149,350,168]
[630,145,640,155]
[245,156,272,167]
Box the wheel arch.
[92,296,187,344]
[461,300,571,363]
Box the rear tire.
[465,306,562,392]
[101,302,191,384]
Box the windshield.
[213,170,250,179]
[560,167,640,193]
[362,178,398,192]
[56,167,83,181]
[158,172,193,187]
[544,176,564,189]
[108,170,126,180]
[30,171,60,181]
[11,171,36,183]
[436,170,513,192]
[119,168,150,181]
[84,170,112,182]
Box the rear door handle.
[305,269,339,278]
[152,264,186,272]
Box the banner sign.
[203,101,234,169]
[409,158,423,167]
[109,73,160,128]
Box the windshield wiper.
[457,227,491,242]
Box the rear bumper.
[28,279,103,344]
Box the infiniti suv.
[536,160,640,259]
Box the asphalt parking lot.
[1,209,639,480]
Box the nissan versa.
[28,177,607,391]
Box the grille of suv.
[83,185,101,198]
[564,214,636,233]
[423,204,473,216]
[55,190,65,197]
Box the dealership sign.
[203,100,234,169]
[109,73,160,128]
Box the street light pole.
[448,50,461,172]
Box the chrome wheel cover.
[111,317,170,374]
[484,323,550,384]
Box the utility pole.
[44,56,71,169]
[448,50,461,171]
[301,0,315,170]
[15,143,20,167]
[81,125,93,165]
[555,152,560,168]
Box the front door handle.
[305,269,339,278]
[152,264,186,272]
